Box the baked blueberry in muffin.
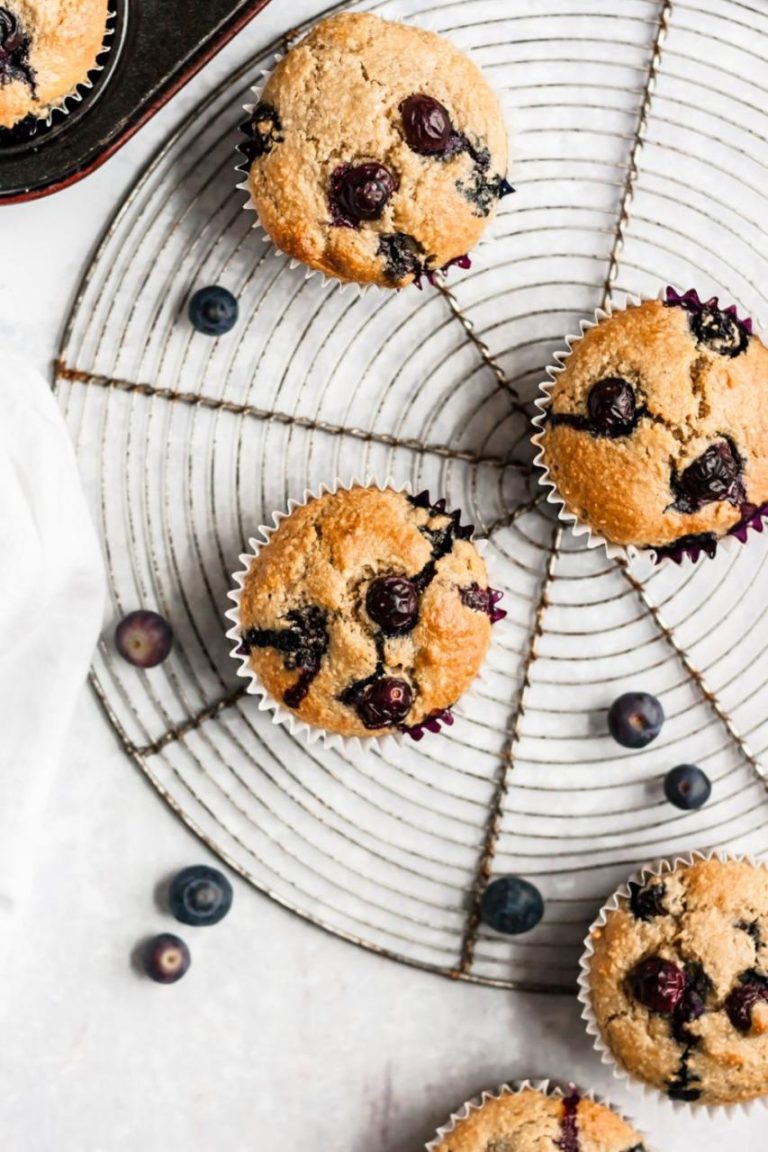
[0,0,109,130]
[585,856,768,1106]
[231,486,504,739]
[534,289,768,561]
[241,12,510,288]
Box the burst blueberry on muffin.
[0,0,109,129]
[584,855,768,1106]
[430,1084,646,1152]
[232,485,504,739]
[241,12,511,288]
[534,289,768,561]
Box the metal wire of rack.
[55,0,768,992]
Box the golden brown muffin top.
[587,856,768,1105]
[244,12,509,287]
[536,293,768,556]
[0,0,109,130]
[237,486,496,738]
[433,1087,646,1152]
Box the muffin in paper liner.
[234,11,514,293]
[577,849,768,1115]
[426,1078,649,1151]
[531,287,768,567]
[224,478,506,751]
[0,2,116,136]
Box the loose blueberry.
[672,439,744,514]
[115,610,173,668]
[188,286,239,337]
[329,162,397,228]
[169,865,233,927]
[587,377,636,436]
[631,957,687,1015]
[664,764,711,810]
[400,94,460,156]
[607,692,664,749]
[365,576,419,634]
[142,933,191,984]
[353,676,413,729]
[479,875,544,935]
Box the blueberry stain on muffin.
[0,8,34,90]
[240,101,283,164]
[242,604,329,709]
[666,286,752,358]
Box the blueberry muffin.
[233,486,504,739]
[585,855,768,1105]
[431,1085,646,1152]
[242,12,511,288]
[534,289,768,561]
[0,0,109,130]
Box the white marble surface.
[0,4,758,1149]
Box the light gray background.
[0,3,756,1148]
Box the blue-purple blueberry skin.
[115,610,173,668]
[480,875,544,935]
[142,934,191,984]
[188,286,239,336]
[169,865,233,927]
[607,692,664,749]
[664,764,711,810]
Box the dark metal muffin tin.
[0,0,272,204]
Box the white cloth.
[0,355,104,953]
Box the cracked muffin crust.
[586,856,768,1106]
[235,486,502,739]
[432,1086,646,1152]
[535,290,768,560]
[243,12,510,287]
[0,0,109,129]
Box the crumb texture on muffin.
[433,1087,646,1151]
[237,486,493,738]
[588,856,768,1105]
[0,0,109,129]
[245,12,509,287]
[537,293,768,553]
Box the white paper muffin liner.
[224,477,505,752]
[577,848,768,1116]
[426,1078,649,1150]
[531,288,768,568]
[235,12,514,294]
[6,5,117,134]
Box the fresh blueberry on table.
[114,610,173,668]
[169,865,233,927]
[607,691,664,748]
[664,764,711,810]
[188,285,239,336]
[480,875,544,935]
[142,933,191,984]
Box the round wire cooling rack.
[56,0,768,992]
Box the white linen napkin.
[0,354,104,952]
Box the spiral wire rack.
[56,0,768,991]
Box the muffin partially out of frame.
[0,1,110,130]
[230,485,504,740]
[583,855,768,1107]
[241,12,511,288]
[534,289,768,562]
